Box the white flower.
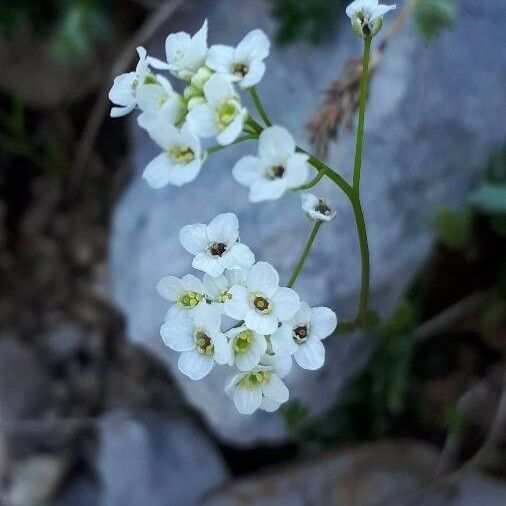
[301,193,336,222]
[109,46,150,117]
[142,123,203,188]
[136,75,185,131]
[150,20,209,80]
[345,0,396,37]
[225,354,291,414]
[186,74,248,145]
[179,213,254,277]
[203,268,248,312]
[232,126,310,202]
[226,325,266,371]
[206,29,270,89]
[160,304,229,380]
[157,273,205,319]
[224,261,300,335]
[271,302,337,370]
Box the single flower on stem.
[142,123,204,188]
[206,29,270,89]
[301,193,336,222]
[179,213,255,277]
[271,302,337,370]
[187,74,248,145]
[226,325,267,372]
[157,273,206,319]
[109,46,150,117]
[232,125,310,202]
[225,354,291,414]
[160,304,229,380]
[224,261,300,335]
[346,0,396,37]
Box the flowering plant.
[108,1,396,415]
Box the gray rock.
[97,411,228,506]
[200,440,506,506]
[110,0,506,444]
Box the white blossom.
[345,0,396,37]
[271,302,337,370]
[109,46,150,117]
[186,74,248,145]
[160,304,229,380]
[142,123,203,188]
[203,268,248,312]
[136,75,185,131]
[226,325,267,371]
[224,261,300,335]
[179,213,254,277]
[157,273,205,319]
[301,193,336,222]
[232,125,309,202]
[225,354,291,414]
[206,29,270,89]
[150,20,209,80]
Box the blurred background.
[0,0,505,505]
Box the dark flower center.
[253,295,271,314]
[266,165,285,180]
[195,330,214,356]
[315,199,332,216]
[210,242,227,257]
[293,325,309,344]
[233,63,249,77]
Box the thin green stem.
[248,87,272,127]
[245,115,264,135]
[206,134,257,155]
[287,221,322,288]
[352,35,372,190]
[292,171,324,191]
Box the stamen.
[293,324,309,344]
[266,165,285,180]
[209,242,227,257]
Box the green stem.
[248,87,272,127]
[287,221,322,288]
[292,171,324,191]
[352,35,372,189]
[206,134,257,154]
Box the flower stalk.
[287,222,322,288]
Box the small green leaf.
[415,0,457,42]
[469,184,506,215]
[434,205,473,251]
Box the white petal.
[261,354,292,378]
[203,273,228,300]
[224,374,242,398]
[284,153,310,188]
[207,212,239,243]
[272,287,300,322]
[258,126,295,163]
[184,19,208,71]
[142,153,172,189]
[233,386,262,414]
[262,374,289,403]
[226,268,248,287]
[206,45,235,73]
[179,223,208,255]
[301,193,319,214]
[232,155,264,187]
[244,311,278,335]
[109,73,135,106]
[137,83,165,113]
[294,338,325,370]
[249,178,287,202]
[192,252,224,277]
[187,104,218,138]
[212,334,231,364]
[240,60,265,89]
[270,326,298,356]
[165,159,203,187]
[293,301,312,325]
[235,29,270,62]
[160,319,194,351]
[203,73,235,107]
[310,307,337,340]
[260,396,281,412]
[178,350,214,380]
[110,105,134,118]
[156,276,183,301]
[216,114,244,146]
[247,261,279,297]
[193,303,221,334]
[224,285,249,320]
[220,243,255,270]
[165,32,191,67]
[234,334,266,371]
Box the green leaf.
[434,205,473,251]
[415,0,457,42]
[469,184,506,215]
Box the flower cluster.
[157,212,337,414]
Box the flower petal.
[260,396,281,412]
[160,319,194,351]
[207,212,239,243]
[224,285,249,320]
[187,104,218,138]
[212,334,231,364]
[142,153,172,189]
[284,153,310,188]
[249,178,287,202]
[258,125,295,163]
[220,243,255,270]
[232,155,264,187]
[244,310,278,335]
[235,29,270,62]
[203,273,228,300]
[310,307,337,340]
[203,73,235,107]
[241,60,265,88]
[270,325,298,356]
[193,303,221,334]
[272,287,300,321]
[247,261,279,297]
[262,374,289,403]
[294,338,325,370]
[178,350,214,380]
[193,252,224,277]
[233,386,262,414]
[206,44,235,74]
[156,276,183,301]
[216,113,244,145]
[179,223,208,255]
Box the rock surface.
[97,411,228,506]
[200,440,506,506]
[110,0,506,444]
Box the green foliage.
[281,399,310,435]
[434,206,473,251]
[415,0,457,42]
[443,404,463,438]
[268,0,346,45]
